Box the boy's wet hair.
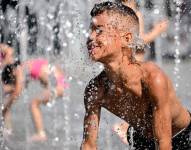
[90,1,139,24]
[90,1,145,53]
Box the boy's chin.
[89,50,106,61]
[90,55,99,61]
[91,55,108,63]
[90,54,102,61]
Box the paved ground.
[1,59,191,150]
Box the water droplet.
[77,80,83,86]
[65,20,72,28]
[54,137,59,142]
[74,113,80,119]
[63,43,67,47]
[154,9,160,14]
[67,32,73,38]
[175,59,181,64]
[68,76,73,81]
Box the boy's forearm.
[158,140,172,150]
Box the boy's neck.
[104,52,134,79]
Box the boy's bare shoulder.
[142,61,168,86]
[142,61,164,75]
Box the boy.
[81,2,190,149]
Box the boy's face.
[87,12,124,62]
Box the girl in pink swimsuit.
[26,58,68,142]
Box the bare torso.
[95,62,190,139]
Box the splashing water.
[173,0,182,90]
[0,0,191,150]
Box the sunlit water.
[0,0,191,150]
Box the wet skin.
[85,62,190,138]
[82,61,191,150]
[81,11,190,150]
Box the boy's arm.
[81,80,102,150]
[81,105,101,150]
[150,72,172,150]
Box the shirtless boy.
[81,2,191,149]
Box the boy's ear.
[125,32,132,43]
[121,32,133,46]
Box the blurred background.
[0,0,191,149]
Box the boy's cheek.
[102,40,108,46]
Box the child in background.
[1,57,68,142]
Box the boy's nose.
[86,37,92,49]
[86,31,95,45]
[88,30,97,41]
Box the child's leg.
[3,109,13,137]
[4,110,12,130]
[3,96,15,118]
[2,85,15,116]
[29,89,50,142]
[3,91,17,133]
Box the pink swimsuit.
[29,58,48,79]
[29,58,68,88]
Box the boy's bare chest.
[101,81,153,127]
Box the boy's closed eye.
[95,28,103,34]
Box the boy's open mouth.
[87,42,101,54]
